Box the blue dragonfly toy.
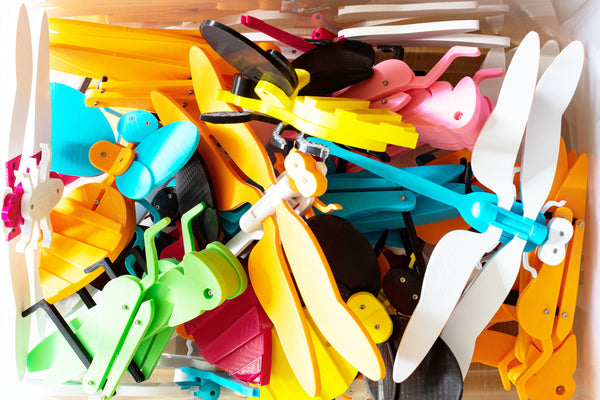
[50,82,200,200]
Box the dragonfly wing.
[471,31,540,210]
[441,236,527,377]
[393,226,501,382]
[0,4,32,381]
[520,41,584,219]
[275,201,385,381]
[249,217,320,397]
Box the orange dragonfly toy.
[472,144,587,400]
[149,41,386,397]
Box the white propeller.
[0,4,34,382]
[1,4,63,381]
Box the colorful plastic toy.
[151,45,386,397]
[27,203,247,399]
[199,19,418,152]
[85,79,200,121]
[48,17,238,81]
[51,102,200,200]
[438,38,584,383]
[471,146,587,399]
[335,45,504,151]
[184,284,273,386]
[309,33,584,384]
[176,367,261,399]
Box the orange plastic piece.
[547,139,569,201]
[285,150,328,198]
[89,141,135,176]
[489,304,517,325]
[48,17,237,81]
[41,179,135,304]
[149,90,262,211]
[472,330,516,368]
[189,45,277,189]
[516,246,567,341]
[175,324,194,341]
[85,80,200,120]
[567,149,577,169]
[249,217,319,396]
[555,219,585,343]
[525,333,577,400]
[555,153,587,220]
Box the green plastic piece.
[27,212,249,398]
[144,217,172,284]
[182,202,207,253]
[138,327,175,379]
[140,281,174,338]
[83,277,144,394]
[102,299,155,399]
[160,246,232,326]
[44,310,102,384]
[27,315,88,373]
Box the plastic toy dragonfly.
[27,203,247,399]
[50,100,200,201]
[308,32,584,383]
[198,20,418,153]
[149,43,386,396]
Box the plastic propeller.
[1,5,64,380]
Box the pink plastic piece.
[2,184,23,241]
[337,46,481,101]
[312,27,336,41]
[3,155,24,240]
[5,154,22,190]
[51,172,79,186]
[160,220,200,261]
[184,284,273,386]
[334,46,505,151]
[401,78,493,150]
[240,15,316,53]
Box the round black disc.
[391,316,464,400]
[292,40,374,96]
[307,214,380,300]
[200,20,297,96]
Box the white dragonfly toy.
[393,32,584,382]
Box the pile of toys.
[1,3,587,400]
